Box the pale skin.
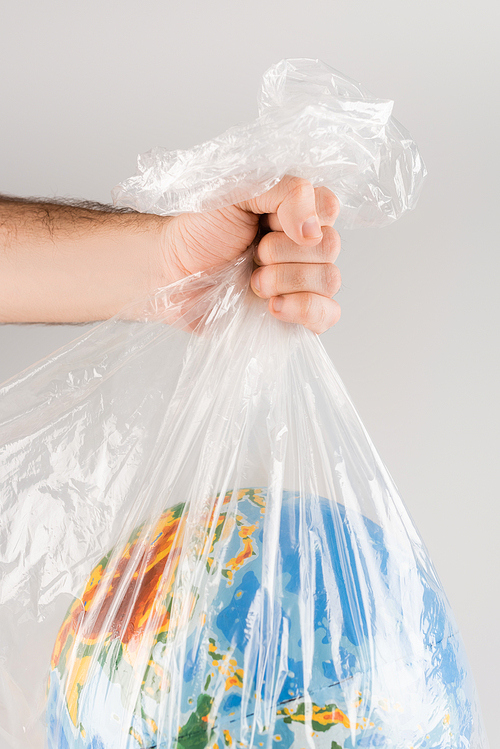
[0,176,341,333]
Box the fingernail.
[302,216,322,239]
[253,270,261,292]
[273,296,284,312]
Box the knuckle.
[256,232,276,265]
[287,176,315,204]
[314,299,341,335]
[316,300,328,333]
[278,262,303,293]
[322,264,342,296]
[300,292,316,322]
[319,227,341,261]
[327,192,341,222]
[311,296,327,333]
[266,264,280,296]
[315,187,341,224]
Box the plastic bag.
[0,59,488,749]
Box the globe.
[46,489,472,749]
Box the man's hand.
[0,177,341,332]
[161,176,342,334]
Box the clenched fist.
[162,176,342,334]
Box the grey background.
[1,0,498,739]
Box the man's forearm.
[0,196,168,323]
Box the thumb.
[238,176,322,246]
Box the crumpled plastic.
[112,58,425,229]
[0,59,488,749]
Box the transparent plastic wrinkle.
[0,59,488,749]
[111,59,426,229]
